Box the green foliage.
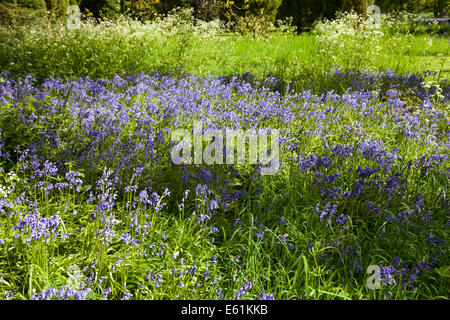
[143,1,283,31]
[277,0,373,32]
[375,0,450,17]
[0,9,227,81]
[0,9,448,86]
[313,11,386,73]
[233,0,282,22]
[0,0,81,26]
[45,0,70,15]
[379,11,450,36]
[211,0,283,36]
[80,0,121,19]
[0,65,448,300]
[0,7,449,300]
[113,1,196,21]
[0,0,47,26]
[18,0,47,10]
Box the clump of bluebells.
[0,68,448,300]
[32,286,92,300]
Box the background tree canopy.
[0,0,448,29]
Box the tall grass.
[0,9,448,89]
[0,10,449,301]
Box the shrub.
[379,11,450,36]
[314,11,384,72]
[80,0,121,19]
[0,8,226,81]
[277,0,373,32]
[149,0,282,22]
[0,0,82,26]
[0,0,47,26]
[239,0,282,22]
[45,0,70,15]
[211,0,282,36]
[375,0,449,17]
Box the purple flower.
[209,227,219,234]
[336,214,347,225]
[32,286,91,300]
[65,171,83,191]
[121,290,132,300]
[103,287,112,300]
[258,292,275,300]
[236,279,252,300]
[217,287,223,299]
[255,230,264,240]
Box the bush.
[19,0,47,10]
[0,8,225,82]
[0,0,47,26]
[210,0,282,36]
[0,0,82,26]
[379,11,450,36]
[314,11,384,72]
[45,0,70,15]
[80,0,121,19]
[115,0,217,21]
[375,0,449,17]
[236,0,282,22]
[277,0,373,32]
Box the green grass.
[0,11,449,301]
[0,70,448,300]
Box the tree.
[79,0,121,18]
[0,0,46,25]
[374,0,448,16]
[235,0,283,22]
[277,0,373,32]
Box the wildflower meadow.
[0,2,449,301]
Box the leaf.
[435,265,450,278]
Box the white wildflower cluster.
[314,11,385,72]
[227,14,297,37]
[0,185,8,199]
[422,80,445,102]
[5,7,226,57]
[0,7,232,76]
[0,171,19,199]
[273,17,297,34]
[379,11,441,36]
[94,7,226,39]
[378,11,416,34]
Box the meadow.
[0,9,449,300]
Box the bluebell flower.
[236,279,252,300]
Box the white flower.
[0,185,8,198]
